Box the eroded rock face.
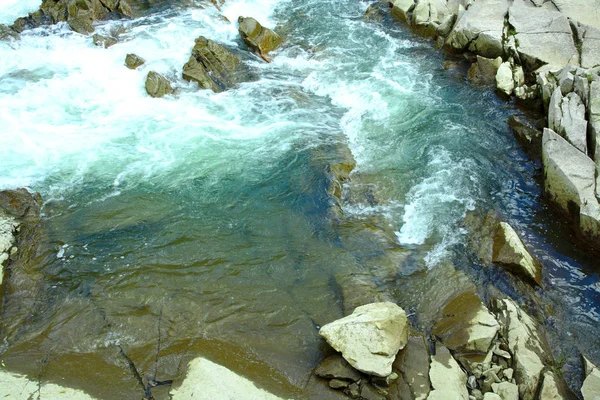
[432,290,500,355]
[390,0,416,23]
[492,299,552,400]
[445,0,508,58]
[170,357,287,400]
[238,17,282,57]
[492,222,542,286]
[182,36,243,93]
[509,0,579,70]
[427,343,469,400]
[542,128,600,246]
[12,0,134,34]
[319,302,409,377]
[145,71,172,98]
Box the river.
[0,0,599,398]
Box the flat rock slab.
[170,357,287,400]
[445,0,508,58]
[320,302,409,377]
[509,0,579,69]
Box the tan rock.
[496,62,515,95]
[540,371,577,400]
[492,222,542,285]
[492,381,518,400]
[125,53,145,70]
[391,335,430,400]
[238,17,282,57]
[319,302,409,377]
[428,344,468,400]
[0,370,96,399]
[582,357,600,400]
[145,71,173,98]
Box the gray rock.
[145,71,173,98]
[558,0,600,31]
[0,370,96,399]
[590,81,600,164]
[513,65,525,87]
[428,344,469,400]
[559,92,588,153]
[576,23,600,69]
[574,73,590,106]
[558,67,576,95]
[537,67,559,111]
[445,0,508,58]
[496,62,515,95]
[543,128,600,246]
[493,299,551,400]
[125,53,145,70]
[390,0,416,23]
[508,114,544,159]
[329,379,350,389]
[468,56,502,85]
[319,302,409,377]
[582,357,600,400]
[314,354,362,381]
[491,381,518,400]
[509,0,579,69]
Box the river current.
[0,0,599,397]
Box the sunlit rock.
[145,71,173,98]
[0,370,96,399]
[582,356,600,400]
[238,17,282,59]
[427,343,469,400]
[319,302,409,377]
[492,222,542,286]
[125,53,145,69]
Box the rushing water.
[1,0,599,397]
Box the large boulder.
[542,128,600,246]
[492,299,552,400]
[12,0,134,34]
[496,62,515,95]
[539,371,577,400]
[125,53,145,69]
[170,357,287,400]
[468,56,503,85]
[432,290,500,354]
[581,356,600,400]
[182,36,243,93]
[319,302,409,377]
[492,222,542,285]
[548,87,588,153]
[445,0,508,58]
[411,0,452,38]
[390,0,416,23]
[427,344,469,400]
[508,0,579,70]
[238,17,282,58]
[575,23,600,69]
[555,0,600,31]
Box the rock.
[539,371,577,400]
[513,65,525,87]
[346,382,361,398]
[390,0,416,23]
[590,81,600,164]
[13,0,135,34]
[492,381,518,400]
[468,56,502,85]
[558,1,600,31]
[412,0,452,38]
[582,357,600,400]
[492,222,542,285]
[170,357,287,399]
[576,23,600,69]
[542,128,600,246]
[0,370,96,399]
[492,299,551,400]
[0,214,18,285]
[548,87,564,133]
[363,1,388,21]
[361,383,386,400]
[92,34,117,48]
[329,379,350,389]
[537,67,559,111]
[445,0,508,58]
[428,344,469,400]
[0,24,19,41]
[125,53,145,69]
[238,17,282,58]
[390,335,430,400]
[483,394,502,400]
[314,354,362,381]
[496,62,515,95]
[503,368,514,381]
[508,0,579,70]
[182,36,243,93]
[556,92,588,153]
[319,302,409,377]
[508,115,544,159]
[145,71,173,98]
[432,290,500,354]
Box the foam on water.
[0,0,41,25]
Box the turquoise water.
[1,0,599,397]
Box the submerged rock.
[92,33,117,48]
[319,302,409,377]
[238,17,282,59]
[182,36,243,92]
[170,357,287,399]
[125,53,145,69]
[145,71,173,98]
[575,22,600,70]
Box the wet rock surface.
[145,71,173,97]
[238,16,282,60]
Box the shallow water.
[1,0,599,397]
